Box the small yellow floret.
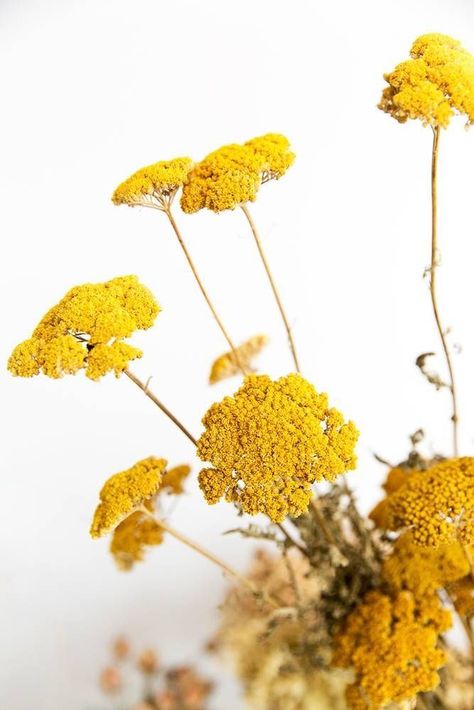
[379,33,474,127]
[161,464,191,494]
[333,590,447,709]
[112,157,194,207]
[209,335,268,384]
[110,510,164,570]
[385,457,474,547]
[244,133,295,181]
[90,457,167,538]
[7,275,159,380]
[197,373,358,522]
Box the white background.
[1,1,474,708]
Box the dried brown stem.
[124,369,197,446]
[163,207,247,376]
[241,203,300,372]
[429,127,459,456]
[276,522,308,556]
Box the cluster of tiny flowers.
[332,590,447,709]
[385,457,474,547]
[180,133,294,213]
[112,158,194,207]
[382,531,470,597]
[7,276,159,381]
[90,457,167,538]
[209,334,268,384]
[369,465,412,528]
[197,373,358,522]
[92,459,190,569]
[379,33,474,127]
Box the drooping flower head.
[379,33,474,127]
[112,158,194,209]
[333,589,449,709]
[7,275,159,380]
[180,134,294,213]
[197,373,358,522]
[91,457,191,570]
[209,334,268,384]
[90,457,167,538]
[384,457,474,547]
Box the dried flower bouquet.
[8,33,474,710]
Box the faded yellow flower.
[8,276,159,380]
[197,373,358,522]
[385,457,474,547]
[161,464,191,494]
[333,589,448,709]
[209,334,268,384]
[110,510,164,571]
[112,158,194,208]
[379,33,474,127]
[90,457,167,538]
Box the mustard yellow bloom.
[110,510,164,571]
[112,158,194,208]
[161,464,191,494]
[333,590,447,709]
[244,133,295,182]
[448,577,474,617]
[209,334,268,384]
[385,457,474,547]
[369,466,412,528]
[180,134,293,213]
[90,457,167,538]
[379,33,474,127]
[382,531,470,597]
[197,373,358,522]
[7,276,159,380]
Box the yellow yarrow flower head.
[112,157,194,208]
[7,275,159,380]
[90,457,167,538]
[379,33,474,127]
[382,531,470,597]
[369,466,412,529]
[180,134,294,214]
[209,334,268,384]
[110,510,164,571]
[244,133,295,182]
[161,464,191,494]
[197,373,358,522]
[385,457,474,547]
[332,589,448,709]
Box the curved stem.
[140,507,278,606]
[123,369,197,446]
[163,207,247,376]
[430,127,459,456]
[276,522,309,556]
[241,203,300,372]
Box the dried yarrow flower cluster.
[8,275,159,380]
[197,374,358,522]
[99,636,213,710]
[7,30,474,710]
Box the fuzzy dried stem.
[241,203,300,372]
[309,498,338,547]
[163,206,247,376]
[276,522,309,556]
[429,127,459,456]
[124,369,197,446]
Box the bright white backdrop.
[1,1,474,708]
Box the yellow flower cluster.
[379,33,474,127]
[110,510,164,571]
[333,590,447,709]
[197,374,358,522]
[91,458,190,569]
[369,466,411,528]
[385,457,474,547]
[112,158,194,207]
[180,133,294,213]
[382,531,470,597]
[90,457,167,538]
[8,276,159,381]
[209,334,268,384]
